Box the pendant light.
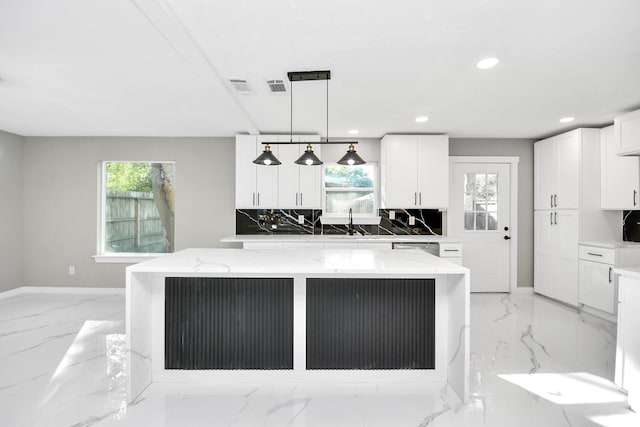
[252,144,281,165]
[337,143,365,165]
[254,70,365,166]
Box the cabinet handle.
[550,195,553,208]
[300,192,303,205]
[609,267,613,284]
[257,193,260,206]
[634,190,638,206]
[550,212,553,226]
[253,193,256,206]
[296,193,299,206]
[554,194,558,207]
[554,212,557,225]
[444,249,459,252]
[419,192,422,205]
[415,192,417,205]
[586,252,603,257]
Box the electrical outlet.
[298,215,305,224]
[389,210,395,220]
[68,266,76,276]
[409,216,415,226]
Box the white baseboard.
[511,286,534,294]
[0,286,124,300]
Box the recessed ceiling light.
[476,57,499,69]
[348,129,359,135]
[415,116,429,123]
[559,117,575,123]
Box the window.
[464,173,498,231]
[323,164,377,216]
[100,161,175,254]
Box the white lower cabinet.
[615,271,640,412]
[579,245,640,316]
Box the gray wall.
[22,137,236,288]
[449,138,535,288]
[0,130,24,292]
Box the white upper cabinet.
[235,135,279,208]
[534,131,579,210]
[601,125,640,209]
[277,135,322,209]
[380,134,449,209]
[235,135,322,209]
[615,109,640,156]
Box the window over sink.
[323,163,377,216]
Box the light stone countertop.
[127,247,468,275]
[221,234,462,244]
[613,267,640,280]
[580,241,640,249]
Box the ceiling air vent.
[229,79,254,95]
[266,79,288,94]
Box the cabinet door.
[277,140,300,209]
[417,135,449,209]
[615,109,640,155]
[381,135,418,208]
[618,276,640,411]
[298,143,322,208]
[235,135,258,208]
[534,210,554,298]
[601,125,640,209]
[255,135,279,208]
[551,210,579,306]
[555,133,580,209]
[534,139,556,210]
[578,260,616,314]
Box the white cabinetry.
[534,131,579,210]
[534,129,620,306]
[600,125,640,209]
[235,135,322,209]
[277,135,322,209]
[615,109,640,156]
[579,245,640,317]
[380,134,449,209]
[615,269,640,412]
[235,135,279,208]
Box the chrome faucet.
[347,208,355,235]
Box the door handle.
[554,212,557,225]
[414,192,417,205]
[554,194,558,207]
[550,212,553,226]
[550,195,553,208]
[504,236,511,240]
[609,267,613,283]
[634,190,637,207]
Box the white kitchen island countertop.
[126,248,469,406]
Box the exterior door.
[451,162,512,292]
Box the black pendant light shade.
[253,144,281,165]
[337,144,366,165]
[295,144,323,166]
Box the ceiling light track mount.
[253,69,365,166]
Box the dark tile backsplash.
[623,210,640,242]
[236,208,442,236]
[236,209,321,234]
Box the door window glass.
[464,173,498,231]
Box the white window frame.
[321,162,379,219]
[94,160,174,264]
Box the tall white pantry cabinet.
[534,128,620,306]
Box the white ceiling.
[0,0,639,139]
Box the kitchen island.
[126,248,469,403]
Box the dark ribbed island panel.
[165,277,294,370]
[306,278,435,370]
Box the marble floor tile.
[1,289,638,426]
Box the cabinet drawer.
[579,246,615,264]
[439,243,463,258]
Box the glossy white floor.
[1,290,638,427]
